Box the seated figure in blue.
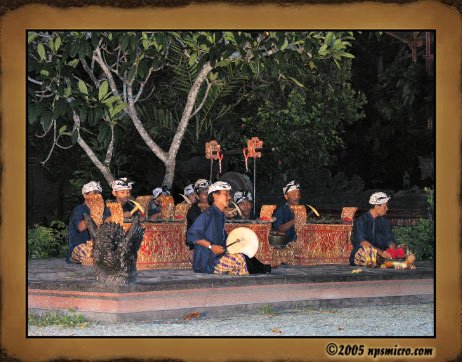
[147,186,171,220]
[67,181,111,263]
[349,192,398,267]
[187,181,248,275]
[231,190,258,221]
[111,177,138,219]
[272,180,301,245]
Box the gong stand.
[205,140,222,182]
[243,137,263,215]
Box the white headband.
[369,192,391,205]
[184,184,195,196]
[194,179,212,193]
[153,186,170,199]
[82,181,102,195]
[283,180,300,195]
[234,190,253,204]
[208,181,232,195]
[111,177,134,191]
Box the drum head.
[226,227,259,258]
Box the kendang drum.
[226,227,259,258]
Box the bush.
[28,220,68,258]
[393,219,434,260]
[393,187,434,260]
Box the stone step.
[28,259,434,322]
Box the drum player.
[186,181,249,275]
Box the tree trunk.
[73,112,115,187]
[77,136,115,187]
[162,61,213,187]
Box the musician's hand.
[123,211,132,219]
[224,207,237,218]
[380,250,392,259]
[211,245,225,255]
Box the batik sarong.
[214,253,249,275]
[70,242,92,263]
[353,245,379,267]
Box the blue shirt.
[349,211,395,265]
[187,205,227,273]
[272,203,297,242]
[147,200,161,217]
[67,203,111,263]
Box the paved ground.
[28,302,434,337]
[28,258,434,292]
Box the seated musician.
[349,192,400,267]
[111,177,138,219]
[272,180,301,244]
[186,181,249,275]
[186,179,212,230]
[231,190,258,220]
[147,186,171,220]
[67,181,111,264]
[181,184,197,205]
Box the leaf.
[188,52,198,66]
[102,95,120,105]
[351,269,362,274]
[28,32,37,44]
[110,102,127,118]
[288,76,304,88]
[183,312,201,320]
[271,328,283,334]
[40,69,49,76]
[98,80,109,101]
[40,112,53,132]
[55,35,62,51]
[48,38,54,52]
[120,35,129,51]
[37,43,46,61]
[67,59,79,68]
[58,125,67,134]
[28,103,40,124]
[325,32,333,45]
[127,67,136,82]
[78,79,88,96]
[280,37,289,51]
[340,52,355,59]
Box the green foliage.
[393,219,434,260]
[228,44,366,185]
[27,220,68,258]
[28,309,91,327]
[393,187,434,260]
[28,30,361,191]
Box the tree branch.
[72,111,115,186]
[126,83,169,163]
[104,119,114,167]
[190,78,212,119]
[80,56,99,88]
[134,66,155,103]
[28,76,43,85]
[164,60,213,186]
[94,47,121,98]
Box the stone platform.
[28,258,434,322]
